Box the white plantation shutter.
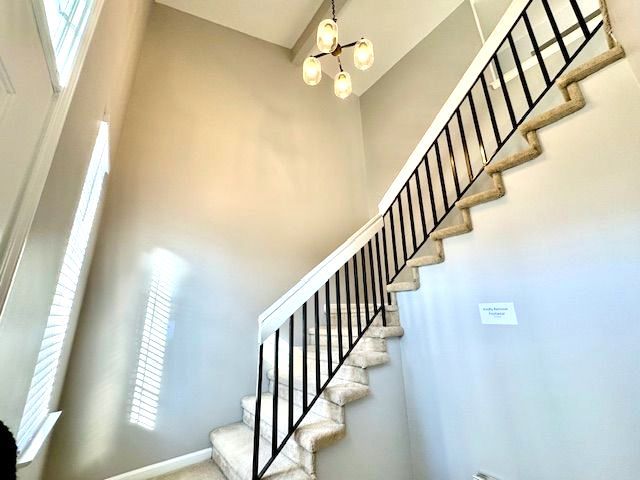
[17,122,110,453]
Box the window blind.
[17,122,110,453]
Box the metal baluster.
[252,344,264,479]
[360,247,370,326]
[334,269,343,363]
[523,12,552,86]
[413,170,428,239]
[480,73,502,148]
[375,231,387,326]
[302,303,308,412]
[314,292,320,396]
[541,0,570,62]
[388,209,399,276]
[353,255,362,336]
[456,110,473,183]
[288,315,294,432]
[507,32,534,109]
[406,181,418,254]
[424,154,438,225]
[397,194,408,263]
[324,282,332,377]
[569,0,590,38]
[367,239,378,321]
[344,262,353,349]
[272,329,279,456]
[493,52,518,129]
[468,91,488,167]
[445,125,462,196]
[434,140,449,209]
[381,226,392,305]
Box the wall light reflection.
[129,249,183,430]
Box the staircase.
[210,305,404,479]
[170,0,626,478]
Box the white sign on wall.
[479,302,518,325]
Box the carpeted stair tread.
[268,360,369,386]
[309,325,404,339]
[242,394,345,453]
[210,423,311,480]
[304,348,390,368]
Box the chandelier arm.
[312,40,358,59]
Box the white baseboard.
[105,448,212,480]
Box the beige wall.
[44,5,369,479]
[0,1,152,479]
[359,1,482,212]
[397,57,640,479]
[608,0,640,83]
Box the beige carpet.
[151,460,226,480]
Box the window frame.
[31,0,95,91]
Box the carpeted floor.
[151,460,226,479]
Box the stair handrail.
[258,215,382,342]
[378,0,531,213]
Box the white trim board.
[105,448,213,480]
[0,0,106,321]
[16,411,61,468]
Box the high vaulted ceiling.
[155,0,323,48]
[156,0,465,95]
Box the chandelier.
[302,0,374,99]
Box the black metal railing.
[252,0,605,476]
[384,0,604,281]
[252,231,391,478]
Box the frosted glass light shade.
[334,71,352,99]
[317,19,338,53]
[354,38,374,71]
[303,56,322,86]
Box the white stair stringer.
[387,45,626,295]
[210,304,403,480]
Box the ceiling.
[155,0,324,48]
[156,0,465,95]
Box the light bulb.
[303,56,322,86]
[334,71,352,99]
[354,38,374,71]
[317,19,338,53]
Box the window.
[129,250,180,431]
[34,0,95,89]
[17,121,110,454]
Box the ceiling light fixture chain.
[302,0,375,99]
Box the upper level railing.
[253,0,609,476]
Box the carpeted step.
[304,347,390,369]
[270,380,344,423]
[242,394,345,475]
[267,358,368,388]
[309,325,404,340]
[308,333,387,351]
[268,371,370,408]
[210,423,311,480]
[325,304,401,327]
